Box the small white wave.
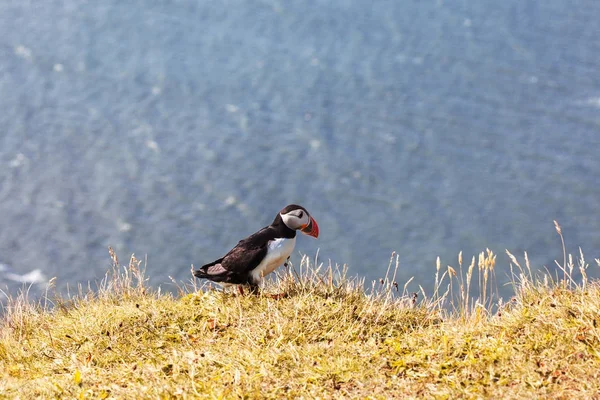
[585,97,600,108]
[5,269,47,284]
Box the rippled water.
[1,1,599,298]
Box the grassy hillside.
[1,239,600,399]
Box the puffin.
[193,204,319,293]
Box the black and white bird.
[193,204,319,293]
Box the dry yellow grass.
[1,237,600,399]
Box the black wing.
[193,226,275,284]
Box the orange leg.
[268,292,288,300]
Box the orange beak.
[301,217,319,238]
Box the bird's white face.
[280,208,319,238]
[281,208,309,230]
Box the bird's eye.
[298,211,304,219]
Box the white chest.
[250,237,296,284]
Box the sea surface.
[1,0,599,300]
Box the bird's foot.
[267,292,288,300]
[284,256,291,268]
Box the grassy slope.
[1,250,600,399]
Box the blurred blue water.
[0,0,599,298]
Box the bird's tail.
[193,259,227,281]
[193,269,208,279]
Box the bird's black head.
[275,204,319,238]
